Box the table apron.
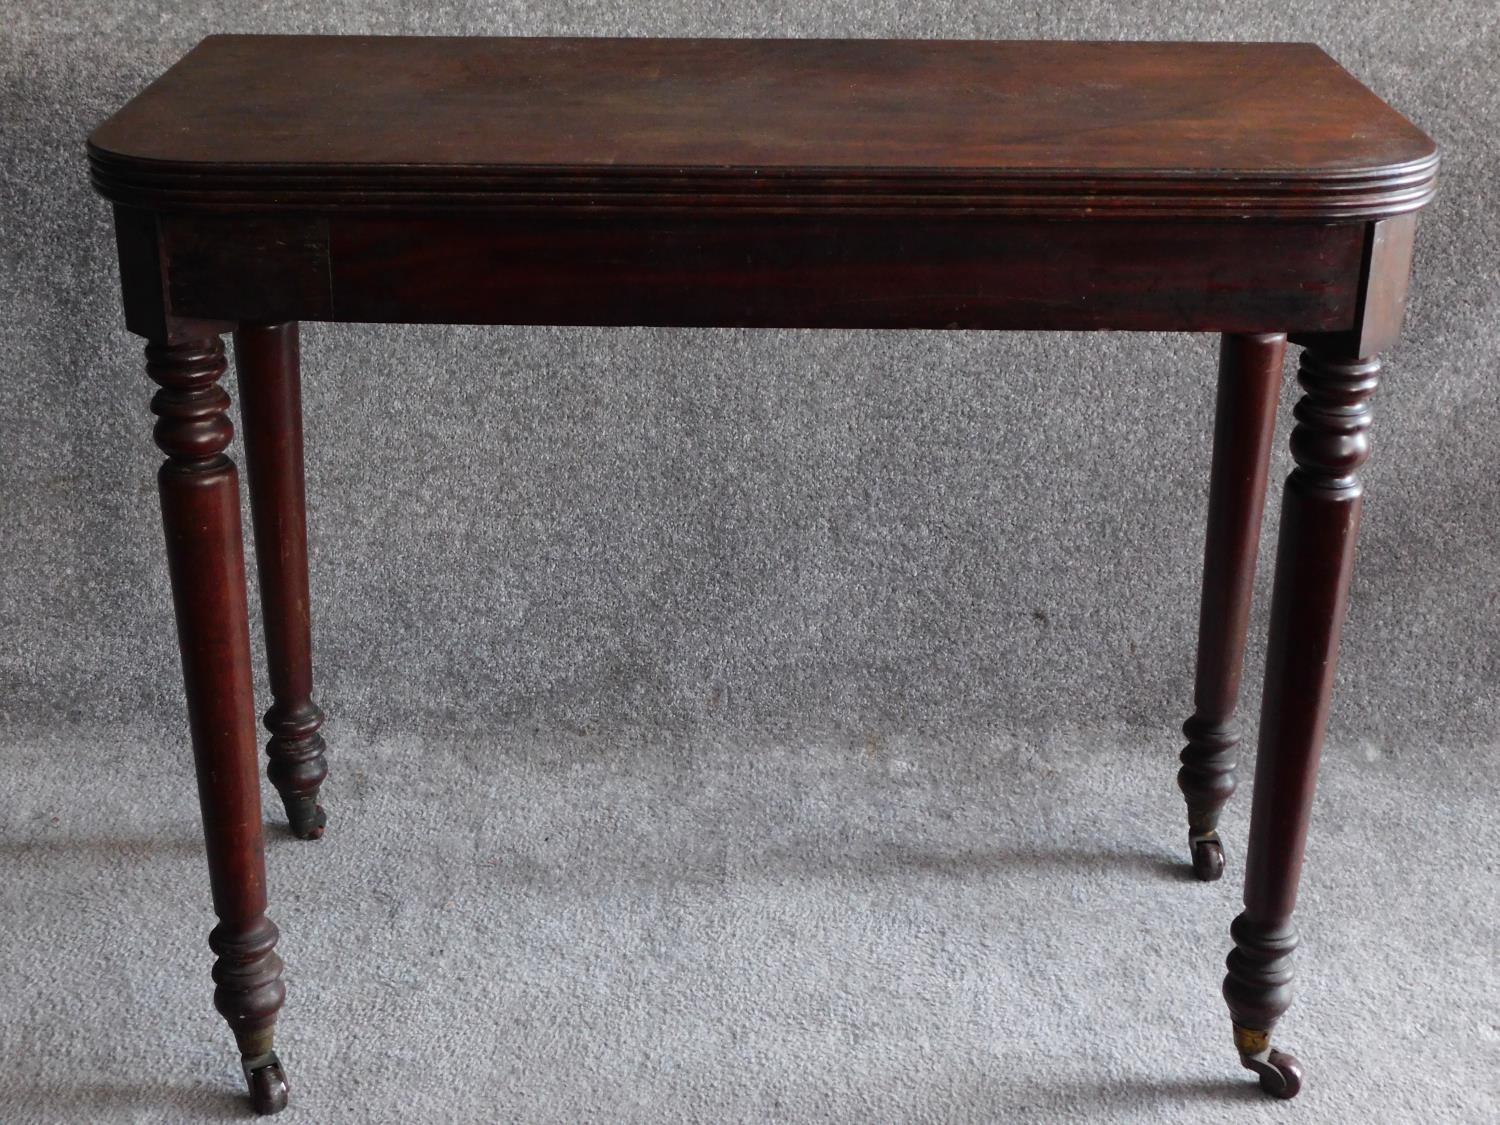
[137,210,1371,335]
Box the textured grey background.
[3,1,1499,745]
[2,3,1498,1124]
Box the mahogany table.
[87,36,1437,1115]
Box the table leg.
[147,337,291,1115]
[1178,333,1284,879]
[235,322,329,840]
[1222,345,1380,1099]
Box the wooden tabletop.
[89,36,1437,219]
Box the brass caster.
[283,792,327,841]
[1190,832,1225,881]
[243,1049,290,1115]
[1234,1026,1303,1099]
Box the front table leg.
[147,337,291,1115]
[1222,345,1380,1098]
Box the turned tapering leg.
[235,323,329,841]
[1222,346,1380,1099]
[1178,333,1284,880]
[148,337,290,1115]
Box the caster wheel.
[285,794,327,841]
[1243,1048,1303,1100]
[1191,836,1225,881]
[244,1051,290,1115]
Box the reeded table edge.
[87,143,1439,221]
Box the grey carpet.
[3,1,1499,1122]
[3,722,1497,1122]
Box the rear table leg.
[1178,333,1284,880]
[236,322,329,840]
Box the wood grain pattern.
[88,36,1436,219]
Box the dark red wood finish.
[151,212,1368,334]
[146,337,289,1114]
[90,38,1436,346]
[87,36,1436,1114]
[1178,333,1285,880]
[1223,346,1381,1098]
[87,37,1436,217]
[236,323,329,840]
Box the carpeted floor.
[2,719,1495,1123]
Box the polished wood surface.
[88,34,1436,1116]
[146,337,289,1114]
[151,211,1368,333]
[88,37,1436,219]
[1179,333,1285,881]
[236,323,329,841]
[93,38,1436,346]
[1223,346,1381,1099]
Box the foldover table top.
[88,35,1437,219]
